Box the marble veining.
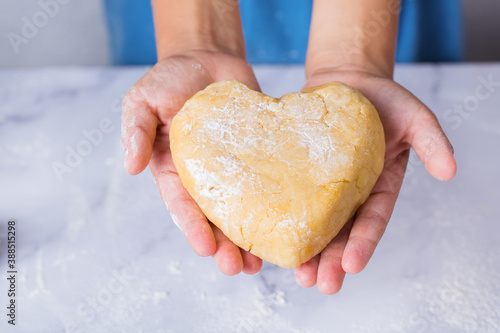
[1,64,499,332]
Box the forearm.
[152,0,245,59]
[306,0,400,78]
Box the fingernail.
[130,132,139,157]
[294,270,304,285]
[170,213,181,230]
[124,148,130,171]
[165,203,181,231]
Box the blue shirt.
[104,0,463,65]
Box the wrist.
[156,35,243,62]
[152,0,246,60]
[306,0,400,80]
[306,53,394,80]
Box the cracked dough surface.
[170,80,385,268]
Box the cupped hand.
[295,69,457,294]
[121,50,263,275]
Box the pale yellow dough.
[170,80,385,268]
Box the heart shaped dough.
[170,80,385,268]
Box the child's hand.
[121,50,263,276]
[294,69,457,294]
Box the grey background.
[0,0,109,67]
[0,0,499,67]
[462,0,500,61]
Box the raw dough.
[170,80,385,268]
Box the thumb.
[406,102,457,181]
[121,94,159,175]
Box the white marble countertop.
[1,64,499,333]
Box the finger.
[149,135,217,257]
[121,94,158,175]
[240,249,263,275]
[405,102,457,181]
[211,224,244,276]
[316,219,352,295]
[342,154,407,274]
[156,169,217,257]
[294,254,320,288]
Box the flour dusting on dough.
[185,159,241,199]
[170,80,385,268]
